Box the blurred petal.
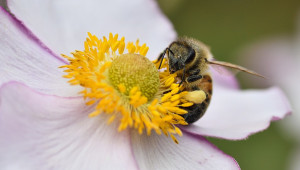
[239,38,300,140]
[8,0,176,59]
[279,82,300,141]
[239,37,297,88]
[0,7,80,96]
[289,146,300,170]
[0,82,138,170]
[131,131,240,170]
[182,86,291,140]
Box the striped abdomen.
[182,74,213,124]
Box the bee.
[157,37,264,124]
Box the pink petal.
[131,131,240,170]
[0,7,80,96]
[0,82,138,170]
[210,66,239,89]
[8,0,176,59]
[182,86,291,140]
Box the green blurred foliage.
[158,0,298,169]
[0,0,6,9]
[159,0,300,62]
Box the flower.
[60,33,197,143]
[238,16,300,170]
[0,0,291,169]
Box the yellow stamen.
[86,100,96,105]
[107,115,116,125]
[61,33,203,144]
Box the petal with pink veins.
[182,86,291,140]
[131,131,240,170]
[8,0,176,59]
[0,7,81,96]
[0,82,138,170]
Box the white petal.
[131,131,240,170]
[182,86,291,140]
[8,0,176,59]
[0,82,138,170]
[0,8,80,96]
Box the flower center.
[108,53,159,101]
[61,33,204,143]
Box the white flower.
[0,0,291,169]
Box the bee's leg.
[188,69,200,75]
[181,75,213,124]
[186,68,202,82]
[157,48,173,69]
[187,75,202,83]
[157,50,166,69]
[182,102,207,124]
[180,86,206,124]
[163,89,172,94]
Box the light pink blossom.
[0,0,291,169]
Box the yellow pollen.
[61,33,201,144]
[118,84,126,93]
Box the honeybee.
[157,37,264,124]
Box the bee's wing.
[209,64,234,77]
[207,60,265,78]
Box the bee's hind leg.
[181,101,207,124]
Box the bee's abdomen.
[182,74,213,124]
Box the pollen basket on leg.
[61,33,195,143]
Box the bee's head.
[167,49,185,74]
[167,42,192,74]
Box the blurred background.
[157,0,300,170]
[0,0,5,9]
[1,0,299,169]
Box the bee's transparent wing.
[207,60,265,78]
[208,64,235,77]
